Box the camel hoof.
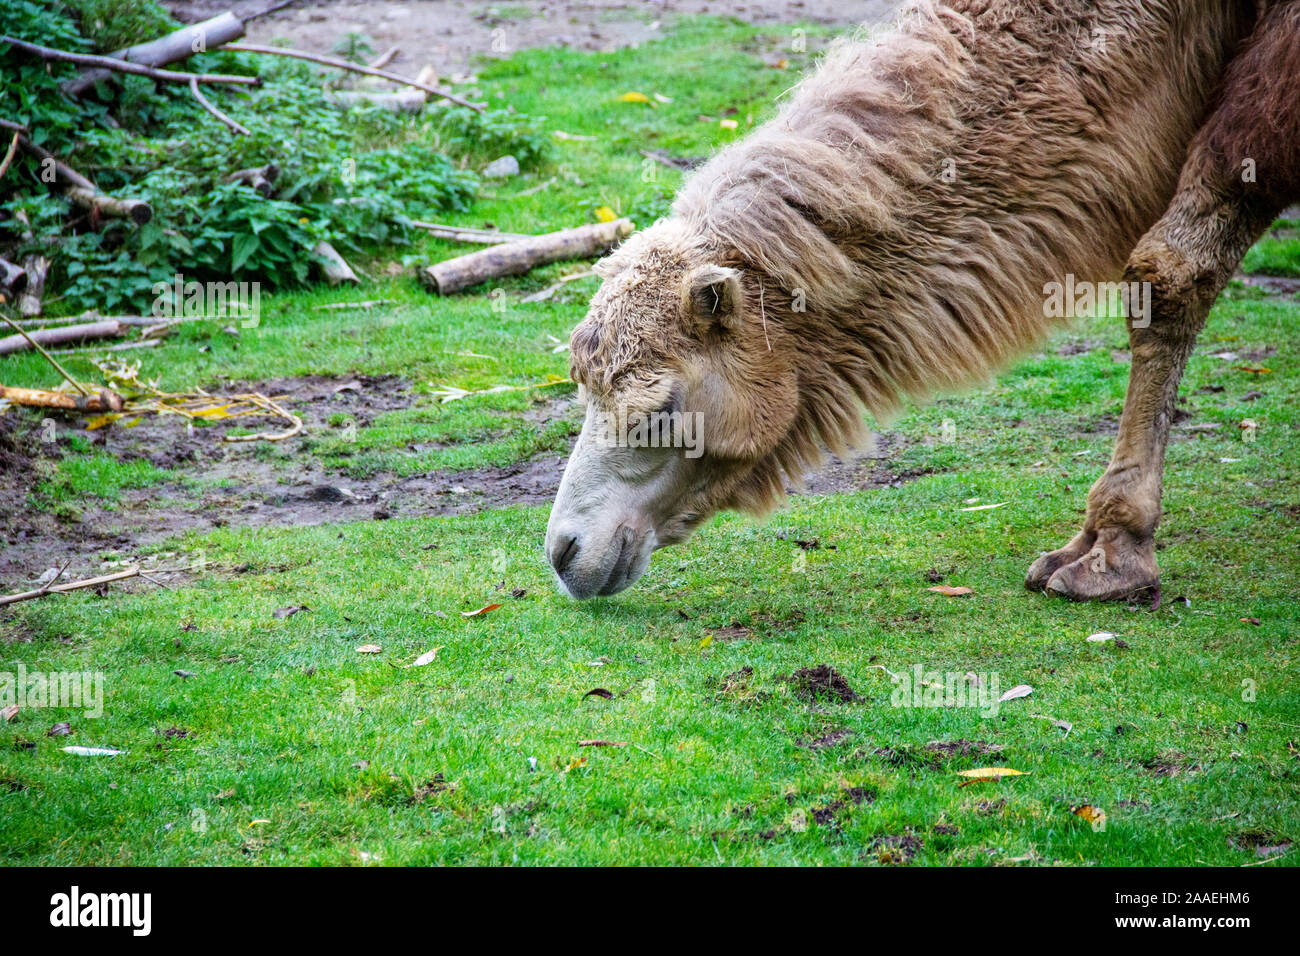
[1040,528,1161,607]
[1024,530,1096,591]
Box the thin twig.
[0,36,260,87]
[221,394,302,442]
[0,131,18,181]
[245,0,302,21]
[223,42,480,111]
[0,566,139,607]
[189,77,250,135]
[0,313,91,396]
[515,176,557,197]
[138,571,173,591]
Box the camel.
[545,0,1300,601]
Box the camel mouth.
[550,524,656,600]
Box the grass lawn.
[1,16,1297,867]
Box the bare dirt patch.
[2,366,916,588]
[780,664,862,704]
[867,832,922,864]
[0,375,573,587]
[167,1,899,79]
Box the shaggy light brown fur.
[571,0,1255,516]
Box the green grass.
[1,17,1297,867]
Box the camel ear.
[684,265,743,331]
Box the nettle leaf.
[231,234,261,273]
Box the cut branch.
[0,131,18,180]
[17,137,152,224]
[0,318,128,355]
[0,566,139,607]
[0,384,125,414]
[421,219,634,294]
[0,35,259,88]
[62,12,248,96]
[13,211,47,318]
[223,42,480,111]
[410,221,533,244]
[189,76,250,135]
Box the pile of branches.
[0,4,487,318]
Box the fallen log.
[0,566,139,607]
[18,138,152,225]
[62,12,247,96]
[224,162,280,196]
[0,384,124,413]
[0,257,25,296]
[325,88,427,113]
[0,319,127,355]
[313,241,359,285]
[421,219,634,294]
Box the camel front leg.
[1026,175,1278,605]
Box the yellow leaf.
[618,91,651,104]
[956,767,1028,785]
[593,205,617,223]
[85,413,121,430]
[699,634,713,649]
[191,404,233,420]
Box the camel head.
[545,222,800,598]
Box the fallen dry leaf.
[582,688,614,700]
[62,746,125,757]
[404,647,443,668]
[1,704,18,722]
[272,605,310,620]
[956,767,1028,786]
[461,603,501,618]
[999,684,1034,703]
[1072,804,1107,828]
[47,722,71,737]
[356,644,382,654]
[618,90,652,104]
[927,585,973,597]
[1086,631,1116,643]
[578,739,630,747]
[564,755,588,772]
[958,501,1008,512]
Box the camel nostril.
[551,533,580,574]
